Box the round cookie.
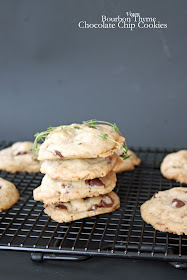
[160,150,187,184]
[44,191,120,223]
[113,149,141,173]
[38,124,125,160]
[33,171,117,203]
[0,142,41,173]
[141,187,187,235]
[40,153,117,181]
[0,177,19,211]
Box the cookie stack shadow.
[33,124,124,223]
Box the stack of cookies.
[34,123,125,223]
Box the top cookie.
[160,150,187,184]
[113,149,141,173]
[0,177,19,211]
[0,142,41,173]
[38,124,125,160]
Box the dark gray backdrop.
[0,1,187,279]
[0,0,186,148]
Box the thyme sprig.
[33,119,129,159]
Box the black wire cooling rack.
[0,141,187,266]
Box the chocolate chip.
[101,196,113,208]
[89,197,114,210]
[55,150,63,158]
[55,203,67,210]
[152,193,158,199]
[89,204,98,210]
[172,198,185,208]
[85,178,104,187]
[89,204,101,211]
[16,151,27,156]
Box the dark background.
[0,0,187,279]
[0,0,186,147]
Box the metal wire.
[0,142,187,262]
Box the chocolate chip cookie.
[141,187,187,235]
[34,171,117,203]
[113,149,141,173]
[0,177,19,211]
[40,153,117,181]
[44,191,120,223]
[0,142,41,173]
[160,150,187,184]
[38,124,125,160]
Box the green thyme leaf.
[48,126,54,130]
[100,134,108,139]
[34,132,40,137]
[120,153,131,160]
[112,123,119,133]
[122,143,128,153]
[83,119,98,127]
[62,125,69,130]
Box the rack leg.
[169,262,187,269]
[31,252,91,262]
